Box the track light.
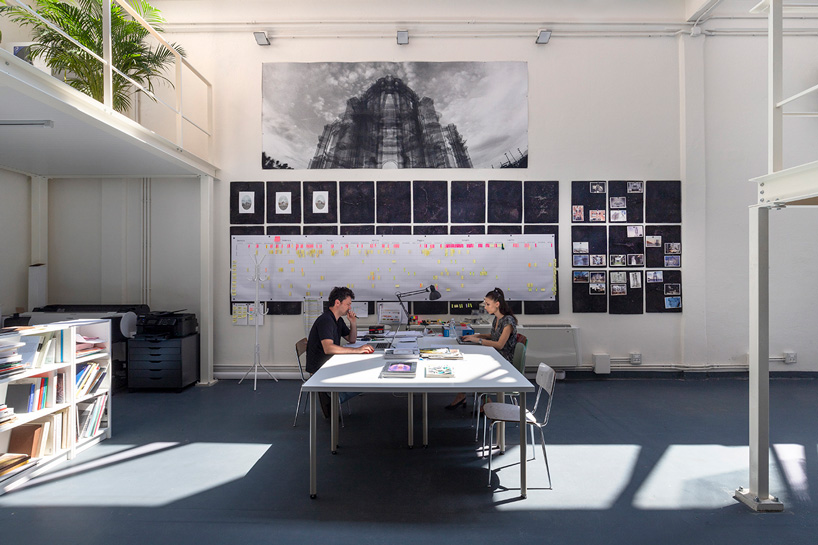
[254,32,270,46]
[535,29,551,44]
[396,30,409,45]
[0,120,54,128]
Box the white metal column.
[30,176,48,265]
[198,174,216,385]
[735,206,781,511]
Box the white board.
[230,235,556,302]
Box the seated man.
[306,286,374,418]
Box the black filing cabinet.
[128,334,199,390]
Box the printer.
[136,311,198,338]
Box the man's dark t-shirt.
[306,310,351,373]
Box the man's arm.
[321,338,373,355]
[344,309,359,343]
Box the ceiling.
[0,48,216,179]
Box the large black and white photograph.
[261,61,528,170]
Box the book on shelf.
[56,372,66,404]
[380,361,417,378]
[5,382,36,413]
[0,453,32,478]
[419,347,463,359]
[8,423,44,457]
[16,334,44,369]
[77,396,106,439]
[425,364,455,378]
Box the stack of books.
[75,333,106,359]
[425,364,455,378]
[0,334,25,379]
[419,347,463,360]
[380,361,417,378]
[0,453,33,479]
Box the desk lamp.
[389,284,441,347]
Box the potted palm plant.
[0,0,184,113]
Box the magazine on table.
[380,361,417,378]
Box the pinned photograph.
[665,283,681,296]
[665,242,681,254]
[627,254,644,266]
[665,296,682,309]
[589,210,606,222]
[590,254,606,266]
[627,225,643,237]
[610,196,626,209]
[590,181,606,193]
[573,241,589,254]
[313,190,329,214]
[239,191,255,214]
[664,255,681,267]
[573,270,590,283]
[627,181,643,193]
[610,272,627,283]
[645,235,662,247]
[573,254,590,267]
[590,272,606,284]
[572,205,584,222]
[589,283,606,295]
[611,284,627,296]
[276,192,292,214]
[610,254,627,266]
[629,271,642,289]
[610,210,627,222]
[646,271,664,283]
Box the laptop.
[456,336,481,345]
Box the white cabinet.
[0,319,111,494]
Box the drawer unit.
[128,334,199,390]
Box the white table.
[302,338,535,498]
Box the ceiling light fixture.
[397,30,409,45]
[0,120,54,128]
[536,29,552,44]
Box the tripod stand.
[238,249,278,390]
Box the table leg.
[331,392,338,454]
[422,393,428,448]
[520,391,527,498]
[310,392,317,498]
[497,391,506,453]
[407,393,414,448]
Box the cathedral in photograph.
[309,75,472,169]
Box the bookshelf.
[0,319,112,494]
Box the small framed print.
[664,283,681,295]
[627,254,644,266]
[313,190,329,214]
[665,296,682,309]
[610,254,627,267]
[610,197,626,209]
[589,283,606,295]
[590,272,606,284]
[573,254,590,267]
[646,271,664,283]
[629,271,642,289]
[239,191,255,214]
[627,181,643,193]
[573,270,590,283]
[627,225,643,237]
[610,210,627,222]
[611,284,627,296]
[590,254,606,266]
[572,205,584,222]
[645,235,662,247]
[664,255,681,267]
[275,192,292,214]
[610,272,627,283]
[589,210,606,222]
[590,181,606,193]
[665,242,681,254]
[573,241,589,254]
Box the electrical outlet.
[629,352,642,365]
[784,352,797,364]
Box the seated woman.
[446,287,518,409]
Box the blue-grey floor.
[1,376,817,544]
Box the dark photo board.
[645,180,682,223]
[303,181,337,223]
[377,181,411,223]
[413,181,448,223]
[451,181,486,223]
[608,270,644,314]
[608,226,645,266]
[524,181,559,223]
[266,181,302,224]
[488,180,522,223]
[608,180,644,224]
[571,181,608,223]
[230,181,265,224]
[571,225,607,268]
[340,181,375,224]
[646,270,682,313]
[645,225,682,268]
[572,271,608,313]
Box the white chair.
[475,335,527,443]
[293,338,309,426]
[483,362,555,488]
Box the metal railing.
[9,0,212,160]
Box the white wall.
[7,1,817,373]
[0,169,31,316]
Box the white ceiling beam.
[686,0,723,22]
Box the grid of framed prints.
[571,180,682,313]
